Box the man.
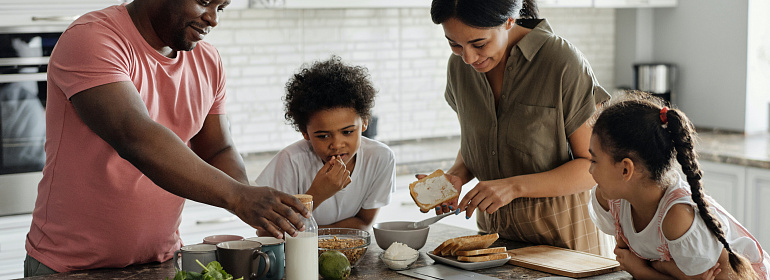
[24,0,308,276]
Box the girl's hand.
[457,177,520,218]
[415,173,464,215]
[309,156,351,201]
[614,246,650,276]
[697,262,720,280]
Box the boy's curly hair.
[284,55,376,133]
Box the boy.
[256,56,396,230]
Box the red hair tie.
[660,107,669,124]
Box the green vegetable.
[167,260,243,280]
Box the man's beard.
[170,26,197,52]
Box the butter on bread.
[409,169,459,212]
[456,252,509,262]
[432,233,500,257]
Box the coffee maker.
[633,63,677,105]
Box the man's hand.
[307,156,351,206]
[231,186,309,239]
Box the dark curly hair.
[283,56,376,133]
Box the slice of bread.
[432,233,500,256]
[409,169,459,212]
[457,252,509,262]
[455,246,507,256]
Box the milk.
[285,231,318,280]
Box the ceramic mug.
[173,244,218,273]
[245,237,285,280]
[203,234,244,245]
[216,240,270,280]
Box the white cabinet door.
[593,0,677,8]
[745,167,770,248]
[272,0,432,9]
[539,0,593,7]
[699,161,746,224]
[0,0,125,27]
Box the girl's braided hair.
[592,92,757,279]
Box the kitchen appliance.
[0,25,64,216]
[633,63,677,105]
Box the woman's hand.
[457,177,520,218]
[415,173,464,215]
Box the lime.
[319,250,351,280]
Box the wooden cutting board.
[507,245,621,278]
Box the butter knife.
[408,210,459,229]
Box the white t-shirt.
[589,175,769,277]
[256,137,396,225]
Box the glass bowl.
[380,251,419,270]
[317,228,371,267]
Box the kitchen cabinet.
[253,0,593,9]
[698,161,770,250]
[745,167,770,248]
[593,0,677,8]
[0,0,247,27]
[700,161,746,223]
[0,0,125,27]
[540,0,593,7]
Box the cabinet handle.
[196,216,238,224]
[31,15,80,22]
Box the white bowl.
[372,221,430,250]
[380,252,419,270]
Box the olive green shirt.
[445,18,610,182]
[444,19,611,253]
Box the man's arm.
[70,81,308,238]
[189,114,248,185]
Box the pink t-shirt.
[26,4,226,272]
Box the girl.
[589,93,769,279]
[256,56,396,230]
[428,0,610,254]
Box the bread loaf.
[409,169,459,212]
[432,233,500,256]
[457,252,510,262]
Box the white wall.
[204,7,616,154]
[653,0,749,132]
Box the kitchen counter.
[696,130,770,169]
[20,223,631,280]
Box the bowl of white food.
[380,242,419,270]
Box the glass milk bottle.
[285,194,318,280]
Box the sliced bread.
[457,252,510,262]
[455,246,507,256]
[409,169,459,212]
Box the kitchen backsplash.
[203,7,615,154]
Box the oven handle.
[0,73,47,83]
[0,57,50,67]
[31,15,80,22]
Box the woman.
[430,0,611,254]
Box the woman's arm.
[457,121,596,217]
[321,208,379,230]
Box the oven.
[0,25,64,216]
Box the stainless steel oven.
[0,25,64,216]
